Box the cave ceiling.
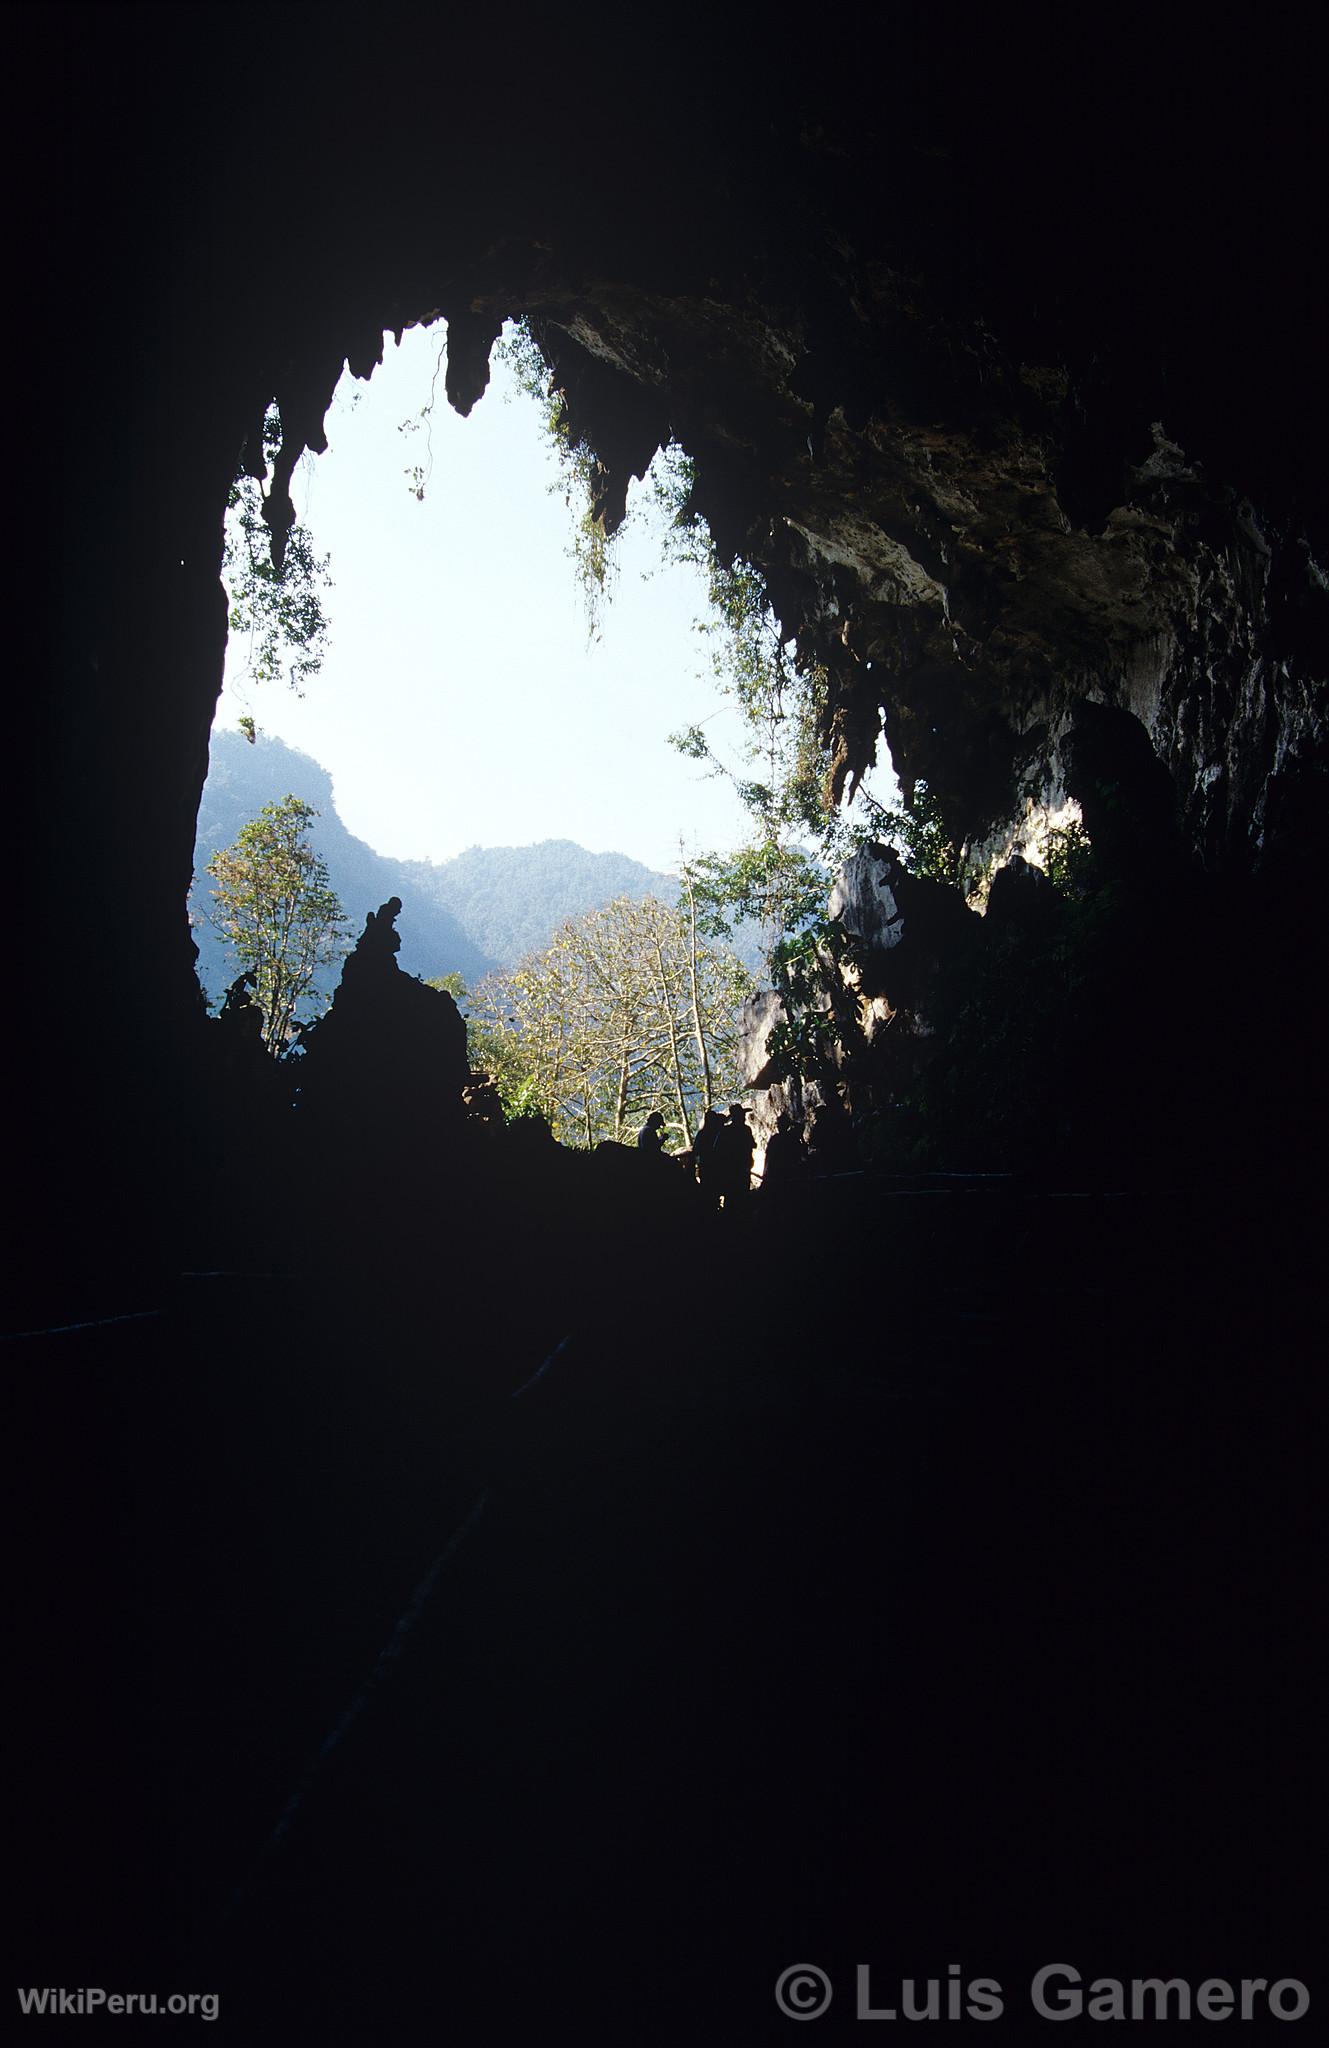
[196,6,1325,872]
[15,3,1328,934]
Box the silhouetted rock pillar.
[293,900,470,1215]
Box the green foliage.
[681,840,830,969]
[496,316,552,411]
[493,1070,549,1124]
[223,405,332,695]
[467,895,753,1147]
[498,327,876,968]
[763,916,872,1087]
[648,445,895,971]
[752,798,1098,1117]
[874,779,966,886]
[471,1018,554,1124]
[1043,819,1096,895]
[207,794,349,1053]
[495,318,615,639]
[745,781,968,1092]
[655,448,831,819]
[193,731,495,996]
[428,972,536,1120]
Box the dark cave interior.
[6,5,1326,2037]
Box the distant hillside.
[398,840,679,967]
[192,732,497,1002]
[193,732,763,1007]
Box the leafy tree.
[224,404,333,695]
[206,796,349,1053]
[467,896,753,1147]
[1043,818,1096,895]
[751,781,971,1091]
[677,838,832,975]
[871,778,966,887]
[762,914,874,1089]
[426,973,551,1121]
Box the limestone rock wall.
[9,7,1324,1280]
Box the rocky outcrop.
[296,897,470,1141]
[515,293,1327,875]
[11,8,1325,1284]
[236,271,1326,884]
[737,791,1247,1180]
[738,990,800,1179]
[740,846,983,1165]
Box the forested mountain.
[191,733,497,1002]
[397,841,678,968]
[191,732,690,1006]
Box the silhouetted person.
[217,970,265,1051]
[691,1108,725,1198]
[220,969,257,1015]
[807,1096,857,1176]
[711,1103,755,1209]
[637,1110,666,1155]
[213,969,278,1094]
[760,1110,805,1193]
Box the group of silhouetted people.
[634,1103,755,1206]
[688,1104,756,1209]
[633,1096,863,1208]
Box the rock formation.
[6,14,1324,2032]
[295,896,469,1141]
[1,17,1320,1314]
[12,14,1323,1270]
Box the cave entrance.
[194,320,894,1150]
[207,323,760,899]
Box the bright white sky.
[213,321,894,875]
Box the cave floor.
[9,1180,1320,2041]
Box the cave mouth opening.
[197,325,740,1047]
[193,318,897,1153]
[205,320,763,893]
[189,317,880,1155]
